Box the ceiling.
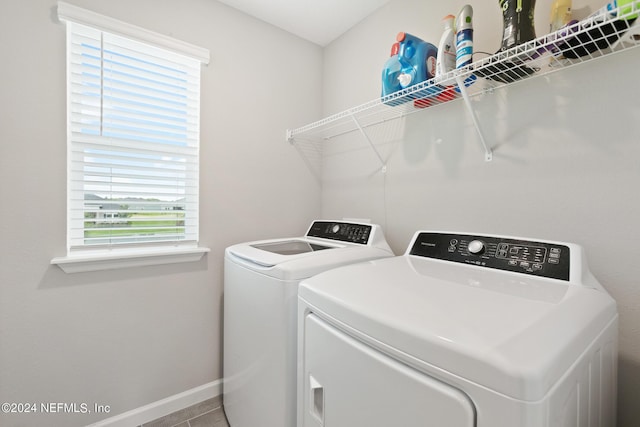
[217,0,392,46]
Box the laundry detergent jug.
[382,32,437,104]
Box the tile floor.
[139,396,229,427]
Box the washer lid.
[226,238,392,280]
[227,238,341,267]
[299,256,617,401]
[250,240,335,256]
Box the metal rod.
[350,113,387,171]
[320,115,402,141]
[455,75,493,161]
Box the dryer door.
[301,314,476,427]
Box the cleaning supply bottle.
[550,0,572,32]
[381,42,413,99]
[436,15,456,77]
[455,5,474,68]
[382,32,438,106]
[498,0,537,51]
[396,32,438,85]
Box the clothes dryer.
[223,220,392,427]
[298,231,618,427]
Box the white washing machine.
[223,220,393,427]
[298,231,618,427]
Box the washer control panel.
[307,221,372,245]
[409,232,570,281]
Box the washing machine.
[223,220,393,427]
[298,231,618,427]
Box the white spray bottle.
[436,15,456,78]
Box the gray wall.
[0,1,321,426]
[321,0,640,426]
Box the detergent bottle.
[396,32,438,86]
[381,32,437,102]
[550,0,572,32]
[498,0,537,51]
[436,15,456,77]
[381,42,414,99]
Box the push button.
[468,240,485,255]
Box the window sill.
[51,246,210,274]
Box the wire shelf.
[287,1,640,167]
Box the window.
[53,2,210,272]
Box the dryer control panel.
[409,232,570,281]
[307,221,372,245]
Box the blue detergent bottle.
[382,32,437,104]
[396,32,438,86]
[381,42,413,100]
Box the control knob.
[468,240,485,255]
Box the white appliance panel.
[302,313,475,427]
[223,220,393,427]
[297,231,618,427]
[223,258,298,427]
[298,256,617,401]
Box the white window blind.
[65,21,203,251]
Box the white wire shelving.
[287,2,640,171]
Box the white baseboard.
[86,380,222,427]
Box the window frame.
[52,2,210,273]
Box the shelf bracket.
[350,113,387,173]
[455,75,493,162]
